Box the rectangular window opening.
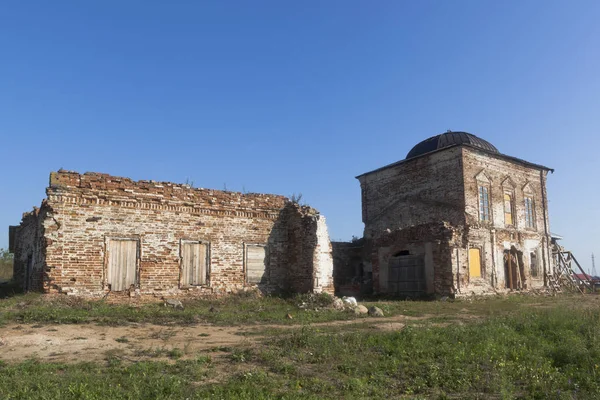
[530,252,538,277]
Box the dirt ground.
[0,315,428,364]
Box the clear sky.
[1,1,599,272]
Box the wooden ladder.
[545,273,562,294]
[552,250,592,294]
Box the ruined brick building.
[334,131,554,297]
[10,131,556,299]
[10,171,334,296]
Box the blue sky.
[1,1,599,272]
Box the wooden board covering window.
[181,241,207,286]
[246,245,266,284]
[469,248,482,278]
[504,193,513,225]
[107,239,138,291]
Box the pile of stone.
[331,296,384,317]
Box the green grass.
[1,298,599,399]
[246,306,600,398]
[0,290,578,328]
[0,292,357,327]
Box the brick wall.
[12,206,48,291]
[370,222,459,296]
[13,170,334,297]
[357,147,466,240]
[354,144,553,296]
[462,148,553,290]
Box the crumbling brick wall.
[370,222,459,296]
[357,146,466,241]
[13,170,334,297]
[284,205,334,294]
[462,147,552,290]
[12,205,50,291]
[354,144,553,297]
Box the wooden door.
[469,248,482,278]
[107,239,138,291]
[181,241,207,286]
[246,245,266,284]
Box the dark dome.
[406,131,499,159]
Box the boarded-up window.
[107,239,138,291]
[504,193,514,226]
[469,248,482,278]
[181,241,208,286]
[245,245,267,284]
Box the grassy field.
[0,293,598,399]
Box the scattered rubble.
[354,305,368,315]
[163,298,184,310]
[368,306,384,317]
[342,296,358,307]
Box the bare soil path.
[0,314,428,364]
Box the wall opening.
[530,252,538,277]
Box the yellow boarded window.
[469,248,481,278]
[504,193,513,225]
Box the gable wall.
[358,147,466,241]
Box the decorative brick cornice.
[47,194,283,220]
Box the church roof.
[406,131,499,159]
